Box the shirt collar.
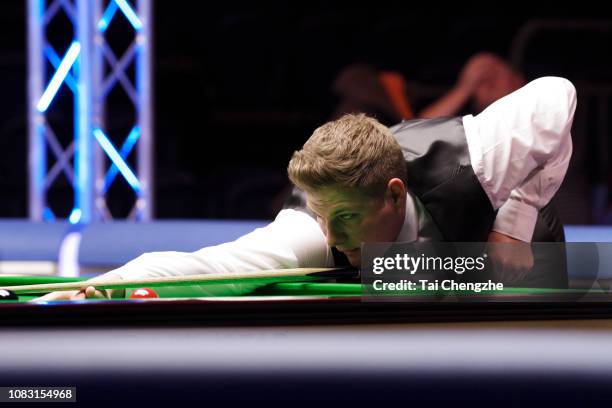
[395,192,419,242]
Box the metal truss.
[27,0,153,223]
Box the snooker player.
[39,76,576,300]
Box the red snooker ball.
[130,288,159,299]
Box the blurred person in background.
[420,52,525,118]
[332,52,525,122]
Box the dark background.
[1,3,611,222]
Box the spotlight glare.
[115,0,143,30]
[93,128,142,192]
[36,42,81,112]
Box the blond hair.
[287,114,406,196]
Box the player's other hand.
[486,231,534,284]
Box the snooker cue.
[0,267,358,295]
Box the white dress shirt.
[111,77,576,281]
[464,76,575,241]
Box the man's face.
[305,180,406,267]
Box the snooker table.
[2,274,612,405]
[1,274,612,325]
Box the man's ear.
[387,178,406,207]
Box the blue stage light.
[42,207,56,222]
[103,126,140,192]
[43,46,61,68]
[36,42,81,112]
[68,208,82,224]
[115,0,143,30]
[97,0,118,32]
[93,128,142,193]
[43,45,77,93]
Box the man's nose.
[325,222,346,248]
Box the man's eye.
[339,213,356,221]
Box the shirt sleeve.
[108,209,332,294]
[462,76,577,242]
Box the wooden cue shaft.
[0,267,354,295]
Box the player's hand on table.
[34,286,110,301]
[486,231,534,284]
[33,273,124,302]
